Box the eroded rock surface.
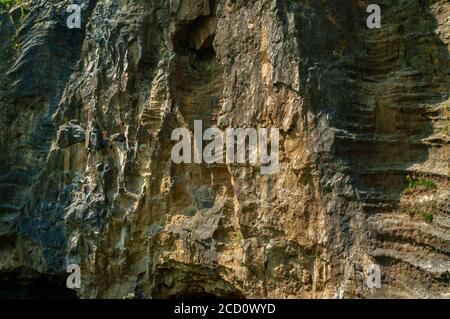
[0,0,449,298]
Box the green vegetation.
[420,211,434,224]
[407,208,434,224]
[0,0,23,9]
[406,175,436,192]
[1,0,27,18]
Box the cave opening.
[150,265,245,300]
[0,274,78,299]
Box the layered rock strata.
[0,0,448,298]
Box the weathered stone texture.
[0,0,448,298]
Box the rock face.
[0,0,449,298]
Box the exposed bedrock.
[0,0,448,298]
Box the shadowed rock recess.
[0,0,448,298]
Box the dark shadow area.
[149,262,244,299]
[0,273,78,299]
[282,0,449,212]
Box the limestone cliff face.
[0,0,449,298]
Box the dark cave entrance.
[0,273,78,299]
[150,263,245,300]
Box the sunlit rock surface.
[0,0,449,298]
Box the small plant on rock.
[420,211,434,224]
[406,175,437,192]
[406,208,434,224]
